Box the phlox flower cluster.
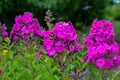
[10,12,42,41]
[42,22,82,56]
[0,23,8,37]
[83,19,120,69]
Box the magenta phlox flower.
[0,23,8,37]
[55,41,66,53]
[43,21,82,56]
[10,12,42,40]
[83,19,119,69]
[96,58,105,68]
[105,59,113,69]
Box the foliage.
[105,4,120,20]
[0,0,109,30]
[112,20,120,43]
[0,2,120,79]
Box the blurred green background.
[0,0,120,42]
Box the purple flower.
[0,69,2,74]
[55,41,66,53]
[2,31,8,37]
[69,45,75,52]
[37,50,41,58]
[1,24,7,30]
[114,56,120,66]
[96,58,105,68]
[44,39,54,50]
[87,47,98,62]
[105,59,113,69]
[22,12,33,23]
[76,43,82,51]
[42,21,82,56]
[110,42,119,54]
[12,23,21,31]
[69,72,75,77]
[83,19,119,69]
[10,12,42,41]
[84,36,94,48]
[0,23,8,37]
[53,21,77,41]
[96,45,107,55]
[15,15,22,22]
[47,47,57,56]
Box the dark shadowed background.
[0,0,120,36]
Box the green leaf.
[4,37,11,44]
[63,54,67,62]
[34,75,41,80]
[42,49,47,55]
[48,24,54,29]
[17,70,32,80]
[8,51,14,59]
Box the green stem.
[98,69,104,80]
[112,69,120,80]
